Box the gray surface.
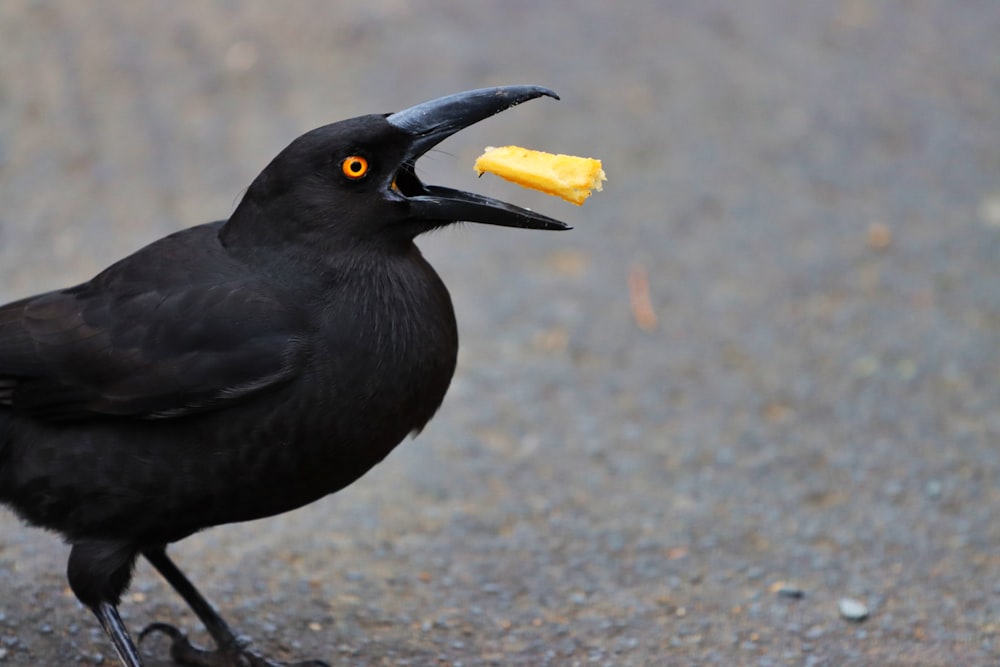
[0,2,997,665]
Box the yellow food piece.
[474,146,606,205]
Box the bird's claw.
[138,622,328,667]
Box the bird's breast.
[316,258,458,440]
[246,252,460,501]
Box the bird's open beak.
[386,86,571,231]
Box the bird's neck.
[220,194,369,281]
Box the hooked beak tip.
[386,85,559,149]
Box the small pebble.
[866,222,891,251]
[979,193,1000,228]
[839,598,869,622]
[772,582,804,599]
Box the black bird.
[0,85,568,667]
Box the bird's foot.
[140,622,329,667]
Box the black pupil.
[349,160,363,174]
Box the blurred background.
[0,2,997,665]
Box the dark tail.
[0,408,8,452]
[0,409,8,499]
[0,407,9,455]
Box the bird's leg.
[140,546,329,667]
[141,546,242,650]
[67,541,144,667]
[94,602,145,667]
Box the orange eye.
[341,155,369,180]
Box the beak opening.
[386,85,571,231]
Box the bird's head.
[226,86,569,253]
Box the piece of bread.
[474,146,606,205]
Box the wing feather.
[0,223,307,421]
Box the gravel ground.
[0,2,998,666]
